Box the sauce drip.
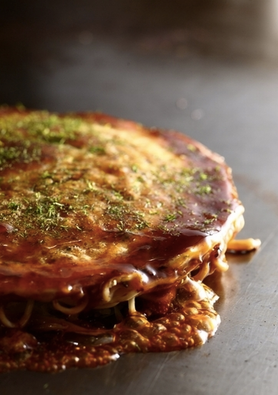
[0,280,219,372]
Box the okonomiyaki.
[0,107,260,371]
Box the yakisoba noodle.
[0,300,34,329]
[0,205,259,329]
[52,295,89,315]
[0,107,260,371]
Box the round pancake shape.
[0,108,243,303]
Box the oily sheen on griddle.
[0,107,252,371]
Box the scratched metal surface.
[1,1,278,394]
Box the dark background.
[1,1,278,394]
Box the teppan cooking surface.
[1,1,278,394]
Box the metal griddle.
[1,1,278,394]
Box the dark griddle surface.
[0,1,277,394]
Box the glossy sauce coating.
[0,107,244,371]
[0,108,241,301]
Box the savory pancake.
[0,107,260,371]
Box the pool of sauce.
[0,280,219,372]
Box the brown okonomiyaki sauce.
[0,276,218,372]
[0,228,217,372]
[0,107,260,372]
[0,230,250,372]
